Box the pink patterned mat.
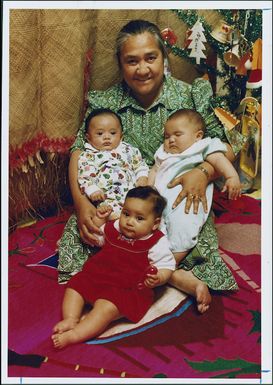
[7,192,262,380]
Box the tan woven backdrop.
[10,9,221,145]
[9,9,221,226]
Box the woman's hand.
[76,198,103,247]
[168,167,210,214]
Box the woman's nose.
[137,62,149,74]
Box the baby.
[148,108,241,265]
[78,107,149,226]
[52,186,176,349]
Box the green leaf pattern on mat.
[185,357,260,378]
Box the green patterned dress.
[58,75,244,288]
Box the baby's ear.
[152,217,161,231]
[196,130,204,141]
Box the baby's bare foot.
[52,330,78,349]
[195,282,211,314]
[53,317,78,334]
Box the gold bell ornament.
[223,29,241,67]
[223,45,241,67]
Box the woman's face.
[119,32,164,107]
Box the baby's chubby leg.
[169,269,211,314]
[53,288,84,334]
[52,299,121,349]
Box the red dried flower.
[160,28,178,46]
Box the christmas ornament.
[246,38,262,89]
[214,107,240,131]
[246,69,262,89]
[244,56,253,71]
[188,20,207,64]
[223,46,241,67]
[238,97,261,178]
[210,19,233,44]
[236,51,252,76]
[238,35,251,57]
[223,29,241,67]
[160,28,178,46]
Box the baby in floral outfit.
[78,108,149,228]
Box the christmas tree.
[162,9,262,112]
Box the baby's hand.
[135,176,148,187]
[143,265,160,288]
[90,190,105,203]
[221,176,241,200]
[96,205,113,219]
[137,265,158,289]
[144,273,161,288]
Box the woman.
[58,19,244,313]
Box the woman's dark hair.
[84,108,123,134]
[116,19,168,66]
[167,108,206,133]
[125,186,166,217]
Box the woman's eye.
[127,59,137,65]
[147,56,156,63]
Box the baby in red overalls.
[52,186,176,349]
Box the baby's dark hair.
[125,186,166,217]
[167,108,206,133]
[84,108,123,134]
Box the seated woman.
[58,19,244,313]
